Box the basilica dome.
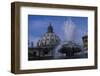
[37,23,61,48]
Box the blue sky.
[28,15,88,46]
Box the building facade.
[82,34,88,50]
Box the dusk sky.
[28,15,88,46]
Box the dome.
[37,23,61,48]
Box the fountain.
[53,41,82,59]
[53,18,83,59]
